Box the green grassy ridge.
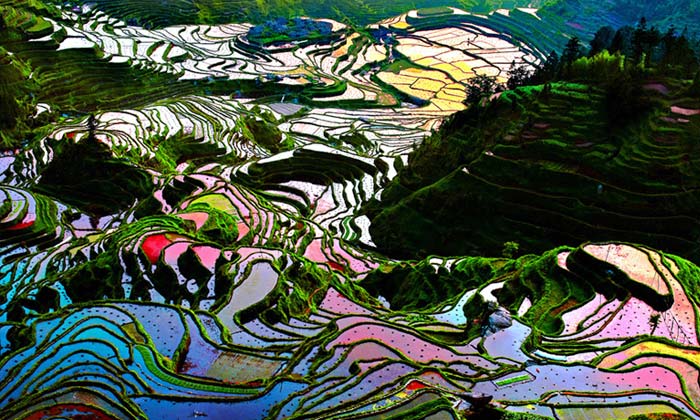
[495,248,596,335]
[237,114,292,155]
[360,256,496,311]
[0,45,40,148]
[33,134,156,216]
[368,80,700,261]
[0,191,60,248]
[0,2,59,42]
[359,244,596,336]
[240,147,380,200]
[117,133,242,175]
[668,256,700,330]
[335,390,454,420]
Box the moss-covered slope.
[369,80,700,261]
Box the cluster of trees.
[465,18,700,105]
[588,18,699,74]
[526,18,699,85]
[247,17,333,44]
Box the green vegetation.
[416,7,454,17]
[239,113,293,154]
[335,131,373,152]
[35,131,155,215]
[628,414,691,420]
[361,256,496,310]
[494,373,530,386]
[118,132,241,175]
[0,41,46,150]
[247,18,333,46]
[369,35,700,260]
[60,248,126,303]
[465,73,502,104]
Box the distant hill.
[43,0,543,27]
[541,0,700,39]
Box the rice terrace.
[1,0,700,419]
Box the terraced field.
[3,1,700,419]
[371,81,700,261]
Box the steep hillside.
[368,78,700,260]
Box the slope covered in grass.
[368,78,700,261]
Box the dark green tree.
[659,26,698,76]
[561,36,583,66]
[465,74,500,104]
[609,25,634,56]
[589,26,616,56]
[501,241,520,259]
[531,50,559,84]
[631,17,660,65]
[506,60,532,90]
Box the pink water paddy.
[332,240,378,273]
[304,239,345,271]
[320,288,373,315]
[193,245,220,270]
[671,106,700,116]
[643,83,669,95]
[583,244,669,295]
[578,293,696,345]
[327,320,461,363]
[559,293,606,335]
[177,212,209,230]
[141,234,173,264]
[601,365,684,396]
[162,241,190,266]
[556,251,570,271]
[617,356,700,402]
